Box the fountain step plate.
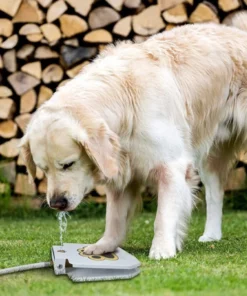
[51,243,141,282]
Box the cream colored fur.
[20,12,247,259]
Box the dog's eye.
[62,162,75,170]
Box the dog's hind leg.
[199,169,225,242]
[149,159,195,260]
[199,138,239,242]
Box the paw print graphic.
[77,247,119,261]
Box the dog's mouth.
[49,203,76,212]
[61,196,85,212]
[47,191,88,212]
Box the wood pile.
[0,0,247,198]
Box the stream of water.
[57,211,69,247]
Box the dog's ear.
[84,122,120,179]
[19,135,36,183]
[74,119,120,179]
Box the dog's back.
[141,15,247,150]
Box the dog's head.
[19,104,120,211]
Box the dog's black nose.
[50,197,68,211]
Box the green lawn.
[0,208,247,296]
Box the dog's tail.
[223,11,247,32]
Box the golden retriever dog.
[20,12,247,259]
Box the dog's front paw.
[198,233,222,242]
[149,240,176,260]
[84,240,117,255]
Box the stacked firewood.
[0,0,247,198]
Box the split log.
[41,39,49,45]
[35,46,59,59]
[13,0,44,23]
[65,0,94,16]
[37,0,53,8]
[124,0,141,9]
[0,138,20,158]
[83,29,113,43]
[113,16,132,37]
[95,185,106,196]
[14,174,37,196]
[26,33,43,42]
[8,72,40,96]
[66,61,89,78]
[21,61,42,79]
[158,0,193,11]
[133,35,148,43]
[1,35,18,49]
[0,0,22,17]
[189,2,219,23]
[38,178,47,194]
[162,3,188,24]
[47,0,68,23]
[17,44,35,59]
[64,38,79,46]
[19,24,41,35]
[225,167,247,191]
[136,3,146,14]
[36,168,44,180]
[17,154,25,166]
[15,113,32,133]
[0,98,16,119]
[58,79,71,87]
[98,45,107,52]
[0,86,13,97]
[40,23,61,42]
[42,64,64,83]
[3,50,17,73]
[218,0,240,12]
[37,85,53,106]
[0,19,13,37]
[106,0,124,11]
[0,120,18,139]
[59,14,88,38]
[60,45,97,68]
[20,89,37,114]
[166,24,176,30]
[133,5,165,35]
[89,7,121,29]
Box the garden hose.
[0,261,53,276]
